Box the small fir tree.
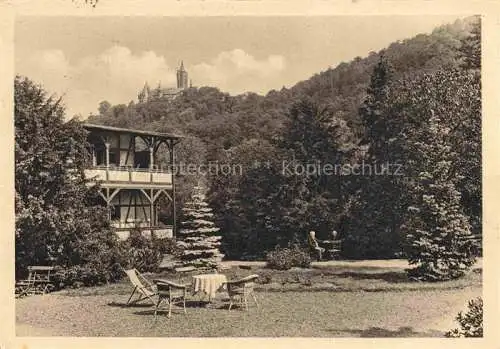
[403,174,477,281]
[176,186,224,269]
[400,76,478,280]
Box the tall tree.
[459,17,481,70]
[278,98,355,239]
[98,100,112,115]
[395,69,479,280]
[15,76,122,282]
[342,55,407,259]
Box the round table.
[192,274,228,301]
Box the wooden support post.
[97,189,108,203]
[169,140,177,239]
[108,188,121,203]
[106,187,111,221]
[91,145,96,167]
[104,141,110,181]
[150,189,154,228]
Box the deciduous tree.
[15,76,122,284]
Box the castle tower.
[138,82,150,103]
[176,61,189,90]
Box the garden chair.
[224,274,260,311]
[124,268,158,306]
[153,279,189,319]
[325,239,342,260]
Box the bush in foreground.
[445,297,483,337]
[266,244,312,270]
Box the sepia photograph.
[7,4,489,341]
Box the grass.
[16,265,482,337]
[55,265,482,296]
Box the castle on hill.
[138,61,191,103]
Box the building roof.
[161,87,183,95]
[82,123,184,140]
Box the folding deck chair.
[124,268,158,306]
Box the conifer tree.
[343,55,407,258]
[402,116,477,280]
[176,185,224,269]
[398,69,479,280]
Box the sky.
[15,15,464,118]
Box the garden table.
[321,239,342,260]
[191,273,227,302]
[15,266,55,298]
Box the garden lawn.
[16,266,482,337]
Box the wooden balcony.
[84,166,173,188]
[112,225,174,240]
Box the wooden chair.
[123,268,157,306]
[224,274,260,311]
[153,279,189,319]
[324,239,342,260]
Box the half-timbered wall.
[109,190,155,227]
[119,134,135,166]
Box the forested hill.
[88,16,475,161]
[84,16,480,266]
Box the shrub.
[120,229,183,273]
[446,297,483,337]
[259,273,273,284]
[51,263,123,289]
[266,243,311,270]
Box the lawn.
[16,264,482,337]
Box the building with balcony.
[83,123,182,240]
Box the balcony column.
[149,146,154,170]
[91,145,97,167]
[104,142,110,181]
[105,142,110,167]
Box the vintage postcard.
[1,0,499,348]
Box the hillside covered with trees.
[82,16,481,280]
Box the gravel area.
[16,286,481,337]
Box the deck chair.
[225,274,260,311]
[153,279,189,319]
[124,268,158,306]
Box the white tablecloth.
[192,274,227,300]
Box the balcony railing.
[84,166,172,185]
[112,225,174,240]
